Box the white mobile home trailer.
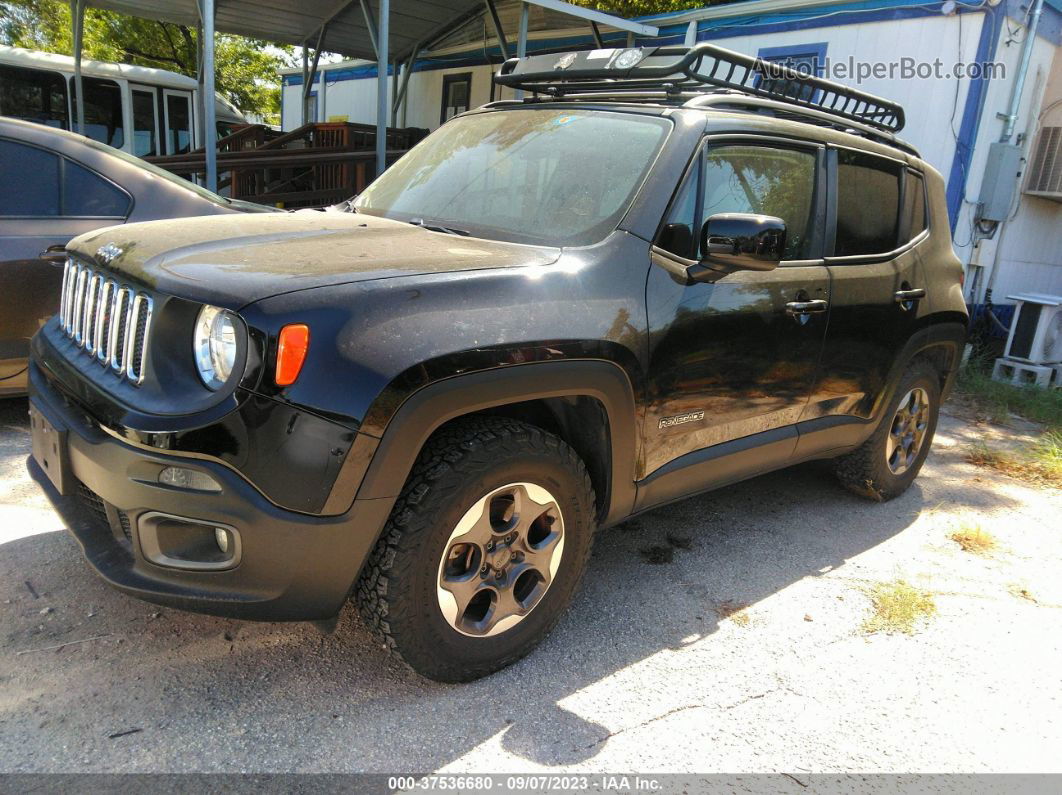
[0,44,246,157]
[280,0,1062,306]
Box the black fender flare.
[347,360,639,526]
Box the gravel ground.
[0,395,1059,774]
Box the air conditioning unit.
[1024,126,1062,202]
[1003,294,1062,364]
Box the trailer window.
[0,65,69,129]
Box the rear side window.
[903,171,927,240]
[834,149,902,256]
[0,139,60,216]
[64,160,130,217]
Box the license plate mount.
[30,401,71,496]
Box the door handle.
[785,299,829,315]
[39,245,67,266]
[894,288,926,302]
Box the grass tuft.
[948,521,997,555]
[965,436,1062,487]
[862,579,936,635]
[1008,584,1037,603]
[716,600,751,626]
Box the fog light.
[158,466,221,493]
[215,527,231,554]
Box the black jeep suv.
[28,45,966,681]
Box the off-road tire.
[356,416,596,682]
[832,359,942,501]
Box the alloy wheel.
[885,387,930,475]
[436,482,565,637]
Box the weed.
[862,579,936,635]
[948,521,997,555]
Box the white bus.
[0,44,246,157]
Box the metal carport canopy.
[77,0,658,191]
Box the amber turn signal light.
[275,324,310,386]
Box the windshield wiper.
[408,218,470,236]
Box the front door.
[642,139,831,494]
[130,86,160,157]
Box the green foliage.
[956,358,1062,431]
[570,0,740,18]
[0,0,293,121]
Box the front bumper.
[28,366,394,621]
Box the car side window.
[63,160,130,218]
[834,149,902,256]
[0,139,60,216]
[902,170,927,241]
[659,143,817,261]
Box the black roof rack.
[495,44,906,134]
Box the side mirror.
[693,213,786,280]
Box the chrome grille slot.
[56,258,153,387]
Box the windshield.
[354,109,670,247]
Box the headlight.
[193,305,238,390]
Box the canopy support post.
[360,0,380,57]
[70,0,86,135]
[514,2,528,99]
[376,0,389,177]
[302,25,328,125]
[199,0,217,192]
[590,21,604,48]
[484,0,509,60]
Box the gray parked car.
[0,116,276,396]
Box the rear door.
[797,146,929,451]
[0,138,130,382]
[642,136,831,493]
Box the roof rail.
[495,44,906,133]
[687,94,920,156]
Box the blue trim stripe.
[945,2,1003,231]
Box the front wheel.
[356,417,596,682]
[832,360,942,501]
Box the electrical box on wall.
[977,142,1023,222]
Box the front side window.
[834,149,902,256]
[659,143,817,261]
[0,65,69,129]
[355,109,671,247]
[0,139,60,216]
[71,77,124,149]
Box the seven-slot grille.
[58,258,153,385]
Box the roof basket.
[495,44,905,133]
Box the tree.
[0,0,294,122]
[570,0,741,18]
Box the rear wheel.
[356,416,596,682]
[833,360,941,501]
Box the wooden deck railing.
[146,122,427,209]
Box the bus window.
[71,77,124,149]
[165,92,192,154]
[0,65,69,129]
[131,88,158,157]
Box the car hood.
[68,212,561,307]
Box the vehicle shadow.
[0,404,1023,772]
